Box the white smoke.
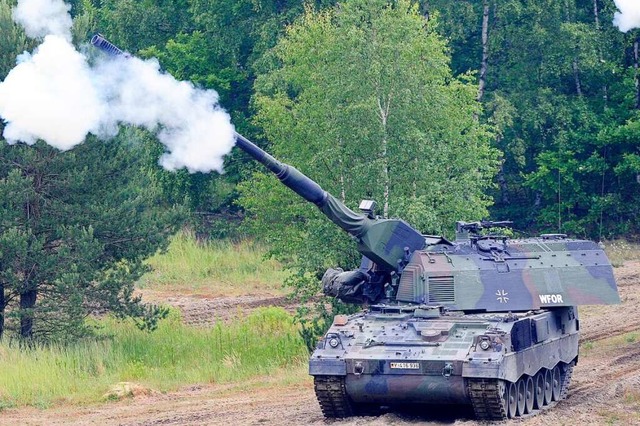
[0,0,235,173]
[613,0,640,32]
[0,35,103,150]
[13,0,73,41]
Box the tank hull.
[311,305,580,419]
[345,375,468,404]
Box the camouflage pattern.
[319,193,425,270]
[396,236,620,311]
[310,232,614,419]
[310,302,579,403]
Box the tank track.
[467,362,574,420]
[315,363,574,420]
[313,376,354,418]
[467,378,508,420]
[559,361,573,400]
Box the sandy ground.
[2,262,639,426]
[138,289,296,325]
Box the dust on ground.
[2,262,639,426]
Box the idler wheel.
[543,369,553,405]
[524,376,535,414]
[507,381,518,418]
[534,371,545,409]
[551,365,562,401]
[516,378,526,416]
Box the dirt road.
[2,263,639,426]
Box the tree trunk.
[572,59,583,96]
[565,0,583,96]
[377,96,391,218]
[20,287,37,339]
[0,283,5,340]
[593,0,600,28]
[478,0,490,102]
[635,39,640,109]
[592,0,607,105]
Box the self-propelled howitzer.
[92,34,621,421]
[235,135,621,420]
[221,136,622,421]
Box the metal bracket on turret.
[456,220,513,241]
[358,199,377,219]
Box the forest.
[0,0,639,342]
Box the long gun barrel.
[235,133,327,206]
[90,34,130,57]
[235,134,426,270]
[90,34,426,271]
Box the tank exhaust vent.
[428,276,455,303]
[396,268,416,300]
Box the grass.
[624,388,640,405]
[137,231,289,296]
[602,239,640,267]
[0,231,303,410]
[0,307,307,409]
[580,330,640,355]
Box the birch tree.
[240,0,498,296]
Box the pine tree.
[0,131,184,341]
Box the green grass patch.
[138,231,288,296]
[580,330,640,354]
[603,239,640,267]
[0,307,307,409]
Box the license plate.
[390,362,420,369]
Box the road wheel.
[551,365,562,401]
[543,368,553,405]
[534,371,545,409]
[524,375,535,414]
[507,381,518,418]
[516,378,526,416]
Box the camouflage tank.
[91,35,621,421]
[231,134,620,420]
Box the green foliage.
[138,230,288,296]
[429,0,640,237]
[0,136,184,342]
[249,0,498,234]
[93,0,192,55]
[5,0,640,343]
[0,0,34,80]
[133,0,340,232]
[0,307,306,408]
[296,299,359,353]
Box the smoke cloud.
[13,0,73,40]
[0,0,235,173]
[613,0,640,32]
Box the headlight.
[479,339,491,350]
[328,337,340,348]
